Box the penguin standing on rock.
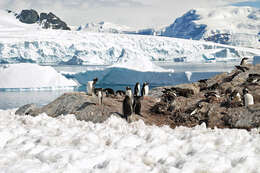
[116,90,125,96]
[126,86,134,105]
[134,82,141,96]
[96,88,103,105]
[240,57,249,66]
[141,82,149,96]
[122,95,133,121]
[133,96,143,115]
[87,77,98,96]
[243,88,254,106]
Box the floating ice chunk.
[0,63,78,89]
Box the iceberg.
[0,63,78,90]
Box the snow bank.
[0,63,78,89]
[1,109,260,172]
[110,53,167,72]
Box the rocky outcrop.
[150,64,260,129]
[39,12,70,30]
[16,9,70,30]
[16,64,260,130]
[15,92,148,124]
[17,9,39,24]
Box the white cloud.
[0,0,255,28]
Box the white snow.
[1,109,260,172]
[77,21,133,33]
[0,63,78,89]
[0,9,260,65]
[110,54,168,72]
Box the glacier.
[0,9,260,65]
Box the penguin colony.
[86,57,258,124]
[151,57,259,128]
[86,79,149,121]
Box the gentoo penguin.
[87,81,94,96]
[247,74,260,84]
[125,86,132,97]
[126,86,134,105]
[133,96,143,115]
[230,89,241,102]
[122,95,133,121]
[134,82,141,96]
[104,88,115,97]
[116,90,125,96]
[190,102,203,115]
[243,88,254,106]
[240,57,249,66]
[204,91,220,103]
[167,100,175,112]
[141,82,149,96]
[87,77,98,96]
[198,79,208,91]
[96,88,103,105]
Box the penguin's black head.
[126,86,131,90]
[243,88,249,94]
[93,77,98,84]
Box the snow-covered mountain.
[77,21,134,34]
[77,21,157,36]
[0,9,260,65]
[160,6,260,49]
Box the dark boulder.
[17,9,39,24]
[39,12,70,30]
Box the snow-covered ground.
[0,63,78,90]
[1,109,260,173]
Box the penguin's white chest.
[244,94,254,106]
[236,93,241,101]
[126,90,132,97]
[144,85,149,96]
[137,85,141,94]
[87,81,94,95]
[97,91,102,98]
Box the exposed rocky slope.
[16,64,260,130]
[15,9,70,30]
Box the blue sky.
[0,0,259,28]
